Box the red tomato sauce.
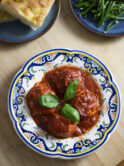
[26,66,102,138]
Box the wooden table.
[0,0,124,166]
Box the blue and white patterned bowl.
[8,49,121,159]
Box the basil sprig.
[37,94,59,108]
[60,104,80,124]
[64,79,79,101]
[37,79,80,124]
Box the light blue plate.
[0,0,60,43]
[69,0,124,36]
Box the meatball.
[34,113,81,138]
[71,90,100,118]
[26,82,56,117]
[44,66,85,97]
[83,71,102,105]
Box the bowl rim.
[0,0,61,43]
[8,48,121,159]
[69,0,124,37]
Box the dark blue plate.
[69,0,124,36]
[0,0,60,43]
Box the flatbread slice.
[0,0,55,30]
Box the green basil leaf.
[60,104,80,124]
[37,94,59,108]
[64,79,79,101]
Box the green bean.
[105,20,115,30]
[105,20,120,33]
[79,0,97,16]
[108,15,124,20]
[75,0,124,33]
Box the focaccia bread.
[0,10,15,23]
[0,0,55,30]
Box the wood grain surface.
[0,0,124,166]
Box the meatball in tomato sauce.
[43,66,85,97]
[26,66,102,138]
[34,113,81,138]
[71,90,101,118]
[27,82,57,117]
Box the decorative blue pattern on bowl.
[0,0,59,43]
[8,49,121,159]
[69,0,124,36]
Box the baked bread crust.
[0,0,55,29]
[0,10,15,23]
